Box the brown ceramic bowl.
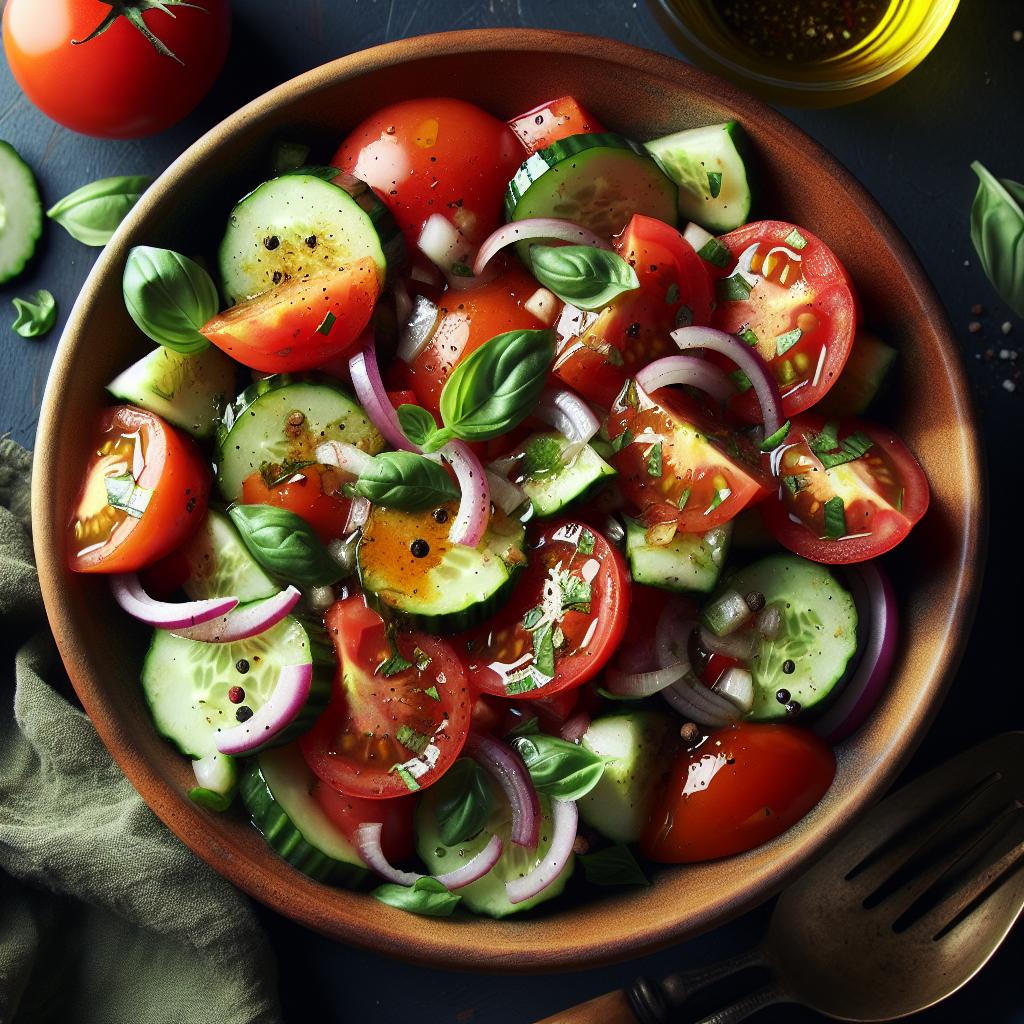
[32,29,983,970]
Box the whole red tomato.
[2,0,231,138]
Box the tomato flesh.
[312,781,415,862]
[240,464,352,544]
[507,95,606,153]
[642,723,836,862]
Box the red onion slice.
[635,354,735,406]
[434,833,504,890]
[316,439,377,477]
[559,710,592,745]
[214,662,313,755]
[344,496,371,534]
[467,732,540,848]
[442,440,490,548]
[671,325,783,436]
[348,337,417,452]
[485,469,528,517]
[418,213,471,273]
[662,676,738,728]
[473,218,611,278]
[533,387,600,460]
[172,586,301,643]
[110,573,237,630]
[654,600,698,673]
[396,293,439,365]
[505,798,578,905]
[605,661,690,698]
[393,277,413,330]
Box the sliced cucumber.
[416,780,574,918]
[578,712,677,843]
[216,373,384,501]
[645,121,751,233]
[510,432,616,518]
[357,504,526,633]
[719,554,857,720]
[240,744,369,885]
[0,141,43,283]
[624,516,731,593]
[106,345,236,439]
[505,133,677,260]
[816,330,897,418]
[189,752,239,811]
[218,171,403,303]
[141,615,331,759]
[181,509,279,603]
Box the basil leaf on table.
[510,733,605,801]
[970,161,1024,316]
[435,328,555,450]
[47,175,153,247]
[122,245,219,353]
[373,876,461,917]
[579,844,650,887]
[433,758,493,846]
[228,504,343,586]
[11,289,56,338]
[354,450,459,510]
[529,244,639,311]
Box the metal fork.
[536,732,1024,1024]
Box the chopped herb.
[449,261,473,277]
[716,273,753,303]
[506,714,540,738]
[775,327,803,355]
[413,647,432,671]
[396,724,430,756]
[559,573,592,614]
[707,487,731,513]
[259,458,315,488]
[522,605,544,631]
[697,237,731,269]
[390,763,421,791]
[104,474,151,518]
[522,434,564,478]
[504,671,541,696]
[739,327,760,348]
[604,344,625,367]
[784,227,808,250]
[621,378,640,411]
[665,282,680,304]
[532,622,556,678]
[423,685,440,701]
[610,427,634,453]
[730,369,754,393]
[677,487,691,511]
[675,304,693,328]
[810,424,874,471]
[707,171,723,198]
[823,496,847,539]
[377,651,414,677]
[782,473,808,495]
[646,441,663,477]
[759,420,792,452]
[896,487,905,512]
[810,421,840,455]
[577,529,596,556]
[316,310,337,336]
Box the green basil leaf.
[354,450,459,510]
[47,175,152,247]
[228,504,343,586]
[433,758,493,846]
[510,734,605,801]
[438,328,555,446]
[529,245,639,311]
[397,403,447,449]
[579,844,650,887]
[969,161,1024,316]
[11,289,56,338]
[823,495,847,539]
[123,246,218,353]
[373,876,460,917]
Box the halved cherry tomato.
[641,723,835,862]
[710,220,857,421]
[300,596,471,799]
[760,414,929,564]
[334,98,523,247]
[200,260,379,373]
[69,406,209,574]
[507,95,606,154]
[312,781,415,862]
[459,521,630,700]
[240,464,351,544]
[554,215,714,408]
[607,386,769,533]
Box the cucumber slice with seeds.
[180,509,279,603]
[624,515,730,593]
[0,141,43,284]
[511,432,616,518]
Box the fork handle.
[692,984,788,1024]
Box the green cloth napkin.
[0,439,282,1024]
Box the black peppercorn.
[745,591,766,612]
[235,659,250,674]
[263,235,280,251]
[775,688,791,704]
[411,539,430,558]
[782,659,796,674]
[431,508,449,524]
[235,705,254,722]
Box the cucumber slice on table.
[357,504,527,633]
[624,515,731,594]
[241,744,369,886]
[218,171,403,304]
[0,141,43,283]
[141,615,331,759]
[505,133,677,260]
[107,345,236,439]
[645,121,751,233]
[716,554,858,721]
[417,780,574,918]
[180,508,279,603]
[511,432,616,518]
[216,373,384,501]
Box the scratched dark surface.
[2,2,1023,1022]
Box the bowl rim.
[31,27,986,970]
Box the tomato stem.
[71,1,206,66]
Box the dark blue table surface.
[2,2,1022,1022]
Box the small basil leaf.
[398,403,446,449]
[579,844,650,887]
[123,246,218,353]
[11,289,56,338]
[529,245,639,311]
[372,876,460,917]
[439,328,555,444]
[354,450,459,510]
[46,175,152,247]
[228,504,343,586]
[970,161,1024,316]
[510,734,605,801]
[433,758,493,846]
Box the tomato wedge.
[300,596,471,799]
[312,781,415,862]
[607,385,769,533]
[200,259,379,373]
[554,214,714,408]
[710,220,857,421]
[507,95,606,153]
[69,406,209,573]
[459,520,630,700]
[240,464,351,544]
[760,414,929,564]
